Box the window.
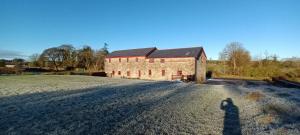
[149,58,154,63]
[109,58,111,63]
[119,58,121,62]
[149,70,152,76]
[127,58,129,62]
[118,71,121,75]
[127,71,130,76]
[136,57,139,62]
[112,71,115,75]
[177,70,182,76]
[160,59,165,63]
[162,70,165,76]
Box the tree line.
[29,43,109,72]
[209,42,300,81]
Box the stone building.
[105,47,207,82]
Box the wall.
[196,52,207,82]
[105,57,146,79]
[142,57,196,80]
[105,57,197,81]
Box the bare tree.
[220,42,251,75]
[58,45,77,69]
[40,47,64,71]
[29,53,40,67]
[219,51,227,74]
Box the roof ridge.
[156,46,202,51]
[112,47,156,52]
[148,46,204,59]
[106,47,157,58]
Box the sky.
[0,0,299,60]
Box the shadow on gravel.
[208,79,300,134]
[0,81,188,134]
[221,98,241,135]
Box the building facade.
[105,47,206,83]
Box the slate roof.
[106,47,156,58]
[148,47,204,59]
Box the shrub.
[90,72,107,77]
[0,67,16,74]
[70,72,90,76]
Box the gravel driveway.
[0,75,299,134]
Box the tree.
[29,53,40,67]
[219,42,251,75]
[0,59,5,67]
[39,45,77,71]
[94,43,109,71]
[13,58,25,74]
[57,44,77,68]
[219,51,227,74]
[102,43,109,54]
[77,46,94,71]
[40,47,64,71]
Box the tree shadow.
[220,98,241,135]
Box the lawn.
[0,75,299,134]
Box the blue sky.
[0,0,299,60]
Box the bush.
[90,72,106,77]
[0,67,17,74]
[65,66,75,71]
[23,67,52,72]
[70,72,90,76]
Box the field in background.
[0,75,299,134]
[207,60,300,83]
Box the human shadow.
[220,98,241,135]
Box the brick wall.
[142,57,196,80]
[196,52,207,82]
[105,57,146,79]
[105,56,205,82]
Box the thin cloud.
[0,49,27,59]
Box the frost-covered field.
[0,75,299,134]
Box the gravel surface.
[0,75,299,134]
